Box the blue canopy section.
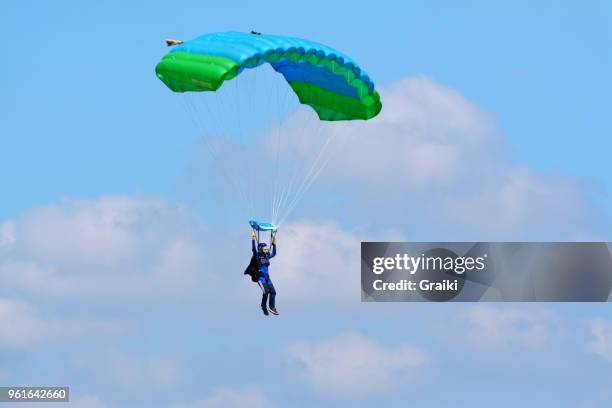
[171,31,375,96]
[249,220,278,232]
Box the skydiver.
[251,230,278,316]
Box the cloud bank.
[274,76,604,240]
[587,319,612,362]
[286,332,428,398]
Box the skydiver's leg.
[258,279,270,311]
[267,281,276,309]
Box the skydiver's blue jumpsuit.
[252,239,277,309]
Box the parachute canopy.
[155,31,382,121]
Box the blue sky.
[1,1,612,407]
[2,0,611,219]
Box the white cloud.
[0,196,211,302]
[461,305,554,350]
[0,299,45,347]
[72,350,182,391]
[0,195,387,312]
[323,76,497,188]
[273,220,361,304]
[182,74,605,239]
[67,395,109,408]
[587,319,612,362]
[286,332,428,398]
[173,386,272,408]
[0,298,123,349]
[269,75,602,239]
[15,395,108,408]
[0,221,16,246]
[1,76,590,314]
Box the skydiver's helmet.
[258,242,269,254]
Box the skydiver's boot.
[262,307,269,316]
[269,308,279,315]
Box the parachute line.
[157,32,381,225]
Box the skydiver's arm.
[270,243,277,258]
[252,231,257,254]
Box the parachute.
[155,31,381,227]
